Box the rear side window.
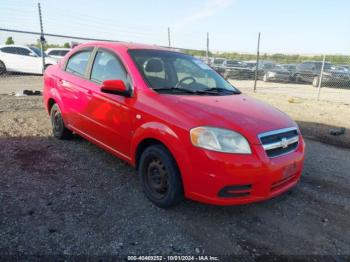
[90,50,128,83]
[1,47,19,54]
[60,50,69,56]
[66,50,91,76]
[48,50,60,56]
[1,47,31,56]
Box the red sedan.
[43,42,305,208]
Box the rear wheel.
[44,64,52,72]
[295,74,302,83]
[50,104,73,139]
[0,61,6,75]
[138,145,183,208]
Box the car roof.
[75,41,175,52]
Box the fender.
[130,121,193,196]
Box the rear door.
[56,48,94,128]
[81,48,134,158]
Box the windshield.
[29,47,47,57]
[129,50,240,95]
[213,58,225,65]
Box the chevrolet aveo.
[44,42,305,208]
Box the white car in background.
[45,48,71,59]
[0,45,57,75]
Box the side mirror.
[29,52,37,57]
[100,80,131,97]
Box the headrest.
[144,58,164,73]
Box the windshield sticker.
[193,59,212,70]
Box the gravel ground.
[0,95,350,257]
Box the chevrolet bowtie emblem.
[280,137,288,148]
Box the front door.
[81,49,134,159]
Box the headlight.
[190,127,252,154]
[268,72,276,77]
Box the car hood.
[148,93,297,145]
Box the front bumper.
[185,135,305,205]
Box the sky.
[0,0,350,55]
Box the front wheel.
[0,61,6,75]
[50,104,73,139]
[138,145,184,208]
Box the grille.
[258,127,299,158]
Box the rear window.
[66,50,92,77]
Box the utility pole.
[253,32,261,92]
[206,32,209,64]
[317,55,326,101]
[167,27,171,48]
[38,3,46,73]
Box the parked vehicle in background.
[223,60,254,80]
[44,41,305,208]
[263,64,291,82]
[294,61,350,87]
[46,48,71,59]
[211,58,226,75]
[0,45,57,75]
[253,61,276,80]
[281,64,297,79]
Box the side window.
[17,48,31,56]
[90,50,128,83]
[1,47,17,54]
[66,50,91,77]
[49,50,59,56]
[60,50,69,56]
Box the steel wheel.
[145,158,169,200]
[50,104,72,139]
[139,145,184,208]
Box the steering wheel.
[175,76,196,89]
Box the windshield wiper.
[198,87,241,94]
[153,87,197,94]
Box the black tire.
[312,76,320,87]
[0,60,6,75]
[44,64,52,72]
[50,103,73,139]
[138,145,184,208]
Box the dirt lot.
[0,76,350,257]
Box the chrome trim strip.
[262,136,299,151]
[258,127,298,141]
